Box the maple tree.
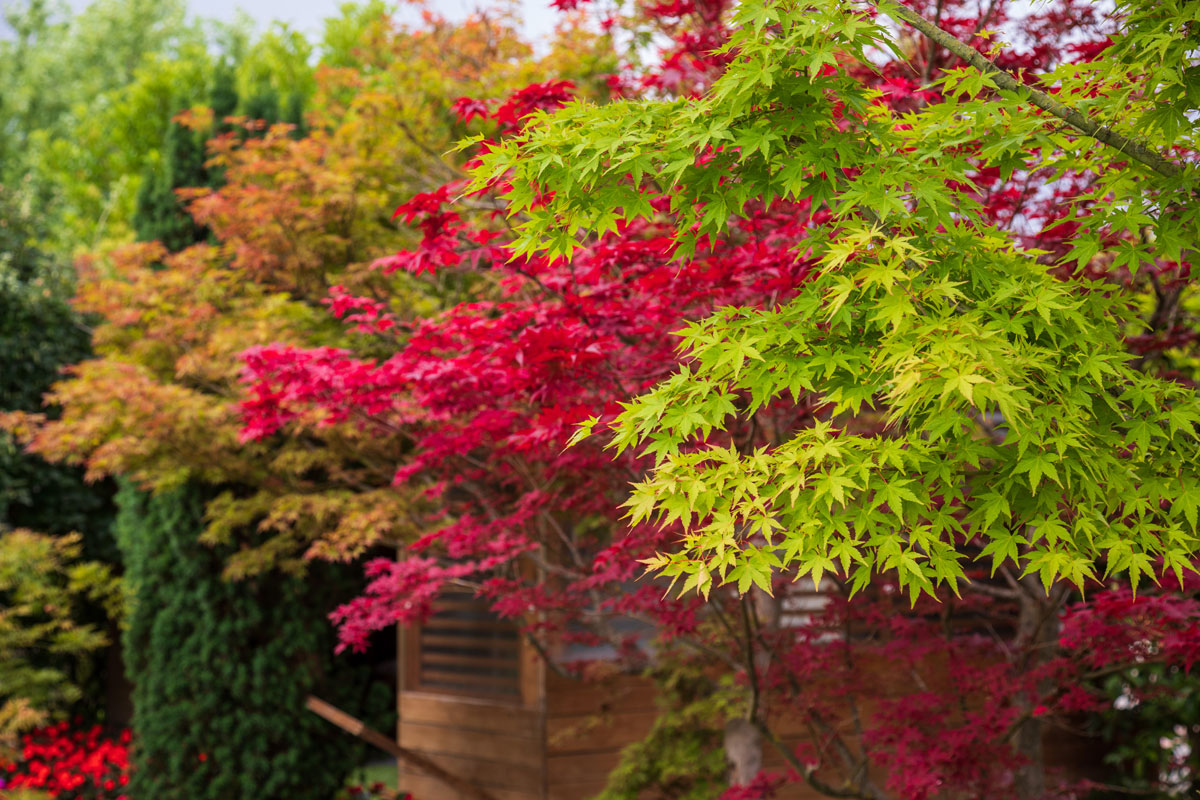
[6,0,1199,796]
[8,5,614,571]
[492,0,1200,599]
[236,0,1200,797]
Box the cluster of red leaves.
[243,189,820,654]
[239,11,819,661]
[719,771,786,800]
[449,80,576,141]
[1060,572,1200,675]
[0,722,130,799]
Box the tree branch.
[754,718,885,800]
[881,1,1184,180]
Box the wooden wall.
[397,691,544,800]
[544,673,658,800]
[397,591,545,800]
[395,674,658,800]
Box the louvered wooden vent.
[780,578,833,629]
[413,592,521,698]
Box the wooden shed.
[395,590,660,800]
[392,588,857,800]
[393,590,1103,800]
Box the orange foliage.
[5,6,616,576]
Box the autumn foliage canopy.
[10,0,1200,798]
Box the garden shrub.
[116,482,379,800]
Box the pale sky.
[203,0,556,40]
[86,0,559,43]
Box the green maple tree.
[481,0,1200,600]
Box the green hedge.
[117,482,384,800]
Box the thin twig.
[881,1,1183,179]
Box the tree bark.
[725,588,781,786]
[725,717,765,785]
[1011,578,1068,799]
[882,1,1183,180]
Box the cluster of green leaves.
[484,0,1200,600]
[0,528,120,754]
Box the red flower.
[2,723,131,799]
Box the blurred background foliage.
[0,0,614,794]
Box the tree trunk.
[725,717,764,785]
[1012,578,1067,799]
[725,588,781,787]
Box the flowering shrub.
[0,722,130,799]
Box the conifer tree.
[133,110,208,252]
[116,484,373,800]
[133,63,239,252]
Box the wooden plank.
[420,668,520,690]
[545,750,624,785]
[519,635,544,712]
[431,597,491,609]
[545,709,657,754]
[545,673,657,716]
[400,692,541,737]
[399,751,542,793]
[402,625,422,693]
[422,618,520,632]
[422,652,520,670]
[546,780,610,800]
[399,722,542,769]
[422,652,516,671]
[422,634,519,650]
[400,771,540,800]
